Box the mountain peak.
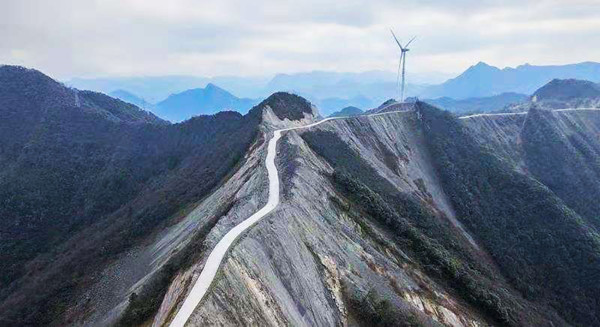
[422,61,600,99]
[155,84,257,122]
[467,61,499,73]
[254,92,316,122]
[204,82,221,91]
[533,78,600,101]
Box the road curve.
[168,112,407,327]
[169,107,600,326]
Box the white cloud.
[1,0,599,79]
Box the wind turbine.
[390,29,416,102]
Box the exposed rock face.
[171,111,489,327]
[4,67,600,327]
[156,103,600,327]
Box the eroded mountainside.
[2,65,600,327]
[157,103,600,327]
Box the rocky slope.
[160,105,494,327]
[3,66,600,327]
[155,103,600,327]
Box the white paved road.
[168,112,407,327]
[169,106,600,326]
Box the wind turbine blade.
[390,29,404,50]
[405,36,417,48]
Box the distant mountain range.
[153,83,258,122]
[71,61,600,120]
[68,70,439,117]
[69,75,269,103]
[109,89,154,110]
[421,61,600,99]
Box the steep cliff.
[3,66,600,327]
[156,103,600,327]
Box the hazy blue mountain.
[328,106,364,117]
[315,95,374,116]
[109,89,155,111]
[424,92,528,114]
[266,71,430,109]
[67,70,444,113]
[68,76,210,103]
[207,75,271,98]
[155,83,258,122]
[421,61,600,99]
[267,71,396,90]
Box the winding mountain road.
[168,111,407,327]
[169,107,600,326]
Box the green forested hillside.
[0,66,262,325]
[417,102,600,326]
[521,108,600,229]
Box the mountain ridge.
[0,66,266,326]
[420,61,600,99]
[3,65,600,327]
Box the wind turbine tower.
[390,29,416,102]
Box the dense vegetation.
[521,108,600,228]
[258,91,313,121]
[0,66,262,325]
[417,101,600,326]
[533,78,600,101]
[301,129,561,326]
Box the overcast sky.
[1,0,599,80]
